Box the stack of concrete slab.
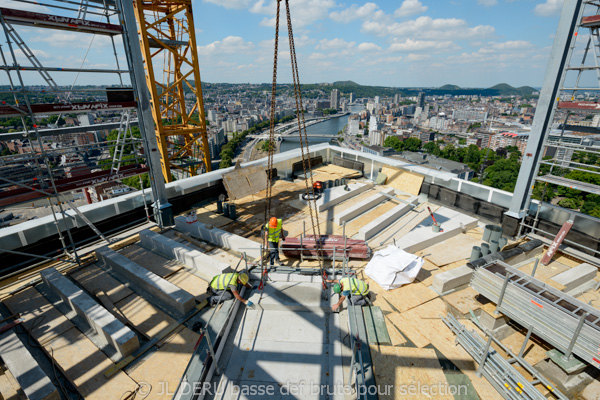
[40,268,139,359]
[356,196,418,241]
[302,182,373,212]
[139,229,230,281]
[334,187,395,225]
[174,217,261,260]
[399,207,478,253]
[432,265,473,295]
[95,246,196,315]
[0,329,59,400]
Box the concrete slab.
[139,229,230,281]
[398,207,478,254]
[238,309,327,344]
[0,330,59,400]
[356,196,418,241]
[95,246,195,316]
[431,265,473,295]
[174,216,261,260]
[40,268,139,359]
[302,182,373,212]
[247,282,329,312]
[333,188,395,225]
[551,263,597,293]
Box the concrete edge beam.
[334,188,395,225]
[432,265,473,295]
[402,218,478,254]
[551,263,597,293]
[174,217,261,260]
[0,330,59,400]
[40,268,139,359]
[309,182,373,212]
[357,196,418,241]
[139,229,230,281]
[95,246,196,316]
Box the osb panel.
[414,260,441,287]
[223,165,269,201]
[114,294,176,339]
[0,372,19,400]
[422,234,481,267]
[442,287,485,315]
[517,259,569,285]
[394,298,446,348]
[166,270,209,302]
[119,245,184,278]
[194,209,232,228]
[500,330,551,366]
[371,346,452,400]
[128,328,200,400]
[43,327,138,400]
[366,278,438,313]
[380,166,424,196]
[70,263,133,304]
[3,286,74,346]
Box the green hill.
[438,84,461,91]
[333,80,361,86]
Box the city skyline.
[0,0,565,87]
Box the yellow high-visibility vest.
[265,219,282,243]
[210,273,239,290]
[340,277,369,295]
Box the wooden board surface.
[194,209,232,228]
[380,166,424,196]
[128,327,200,400]
[414,260,441,287]
[0,371,21,400]
[499,330,551,366]
[114,294,176,339]
[422,234,481,267]
[371,346,452,400]
[119,245,184,278]
[70,264,133,304]
[368,279,438,313]
[3,286,74,346]
[443,287,485,316]
[517,259,569,284]
[43,327,138,400]
[166,270,209,302]
[397,298,446,348]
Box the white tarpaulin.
[365,244,424,290]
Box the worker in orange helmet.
[264,216,284,267]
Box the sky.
[0,0,568,88]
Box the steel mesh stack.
[443,314,556,400]
[471,261,600,369]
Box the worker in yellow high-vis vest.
[208,272,254,307]
[325,276,371,311]
[264,217,284,267]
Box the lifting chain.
[263,0,325,280]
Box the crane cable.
[263,0,325,282]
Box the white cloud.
[363,16,495,40]
[309,52,327,60]
[31,32,110,49]
[329,2,379,23]
[316,38,355,51]
[406,53,431,61]
[477,0,498,6]
[203,0,254,9]
[534,0,563,17]
[358,42,382,52]
[259,0,336,28]
[197,36,254,56]
[394,0,428,18]
[491,40,533,50]
[389,39,457,52]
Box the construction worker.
[326,276,371,311]
[264,217,283,267]
[208,272,254,307]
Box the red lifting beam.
[0,8,122,35]
[557,101,600,111]
[0,101,137,118]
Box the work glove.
[246,300,255,309]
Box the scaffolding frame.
[508,2,600,253]
[0,0,172,269]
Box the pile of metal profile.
[471,260,600,369]
[443,314,567,400]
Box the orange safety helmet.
[269,217,278,228]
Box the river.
[279,104,364,153]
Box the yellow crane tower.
[132,0,210,182]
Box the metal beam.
[0,120,139,140]
[507,1,584,218]
[0,101,137,118]
[119,0,173,227]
